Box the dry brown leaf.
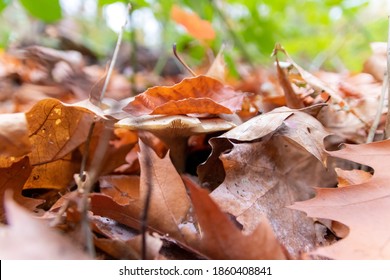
[138,139,191,242]
[0,113,31,158]
[23,153,80,190]
[275,59,304,109]
[26,98,96,165]
[171,5,215,41]
[199,107,333,257]
[291,140,390,259]
[0,193,90,259]
[123,75,244,116]
[0,157,43,222]
[99,175,140,206]
[184,177,287,260]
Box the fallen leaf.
[26,98,96,165]
[275,58,304,109]
[99,175,140,206]
[0,193,90,259]
[199,107,334,257]
[0,113,31,158]
[138,139,191,242]
[184,177,287,260]
[291,139,390,259]
[22,152,80,190]
[0,157,43,222]
[122,75,244,116]
[171,5,215,41]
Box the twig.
[76,4,131,257]
[384,16,390,139]
[140,143,153,260]
[100,3,131,102]
[367,73,387,143]
[172,43,197,77]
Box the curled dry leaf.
[0,193,90,259]
[122,75,244,116]
[171,5,215,41]
[184,177,287,260]
[291,139,390,259]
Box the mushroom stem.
[157,134,188,173]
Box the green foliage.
[19,0,62,22]
[0,0,11,13]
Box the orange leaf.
[171,5,215,41]
[123,75,244,116]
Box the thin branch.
[140,143,153,260]
[100,3,131,102]
[367,73,387,143]
[173,43,197,77]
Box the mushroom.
[116,114,236,172]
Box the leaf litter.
[0,10,388,260]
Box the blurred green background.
[0,0,388,74]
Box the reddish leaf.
[171,5,215,41]
[123,75,244,116]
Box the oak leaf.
[291,140,390,259]
[171,5,215,41]
[122,75,244,116]
[199,107,334,257]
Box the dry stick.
[385,16,390,139]
[77,4,131,257]
[172,43,197,77]
[367,73,387,143]
[140,144,153,260]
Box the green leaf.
[19,0,62,22]
[0,0,11,13]
[98,0,149,8]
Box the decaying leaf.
[123,75,244,116]
[0,193,90,259]
[291,140,390,259]
[184,177,287,259]
[171,5,215,41]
